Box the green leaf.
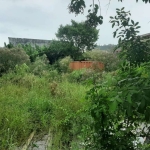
[127,94,132,103]
[118,37,121,43]
[88,9,91,13]
[136,26,141,29]
[109,100,117,113]
[131,20,134,25]
[100,16,103,19]
[140,98,145,109]
[113,31,117,38]
[127,105,132,116]
[135,22,139,26]
[122,21,128,26]
[145,107,150,121]
[116,21,120,26]
[126,31,130,39]
[112,22,115,28]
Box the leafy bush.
[30,54,50,76]
[84,50,120,71]
[49,81,89,149]
[15,63,30,75]
[16,44,49,62]
[45,40,82,64]
[68,68,102,84]
[44,69,61,82]
[86,63,150,150]
[19,44,39,62]
[68,69,88,83]
[0,47,30,75]
[85,8,150,150]
[58,56,73,73]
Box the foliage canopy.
[85,7,150,150]
[56,20,99,52]
[0,47,30,75]
[68,0,150,27]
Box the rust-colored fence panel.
[69,61,104,70]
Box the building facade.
[8,37,51,47]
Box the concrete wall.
[8,37,51,47]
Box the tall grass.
[0,74,52,149]
[0,71,90,149]
[49,80,90,149]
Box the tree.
[0,47,30,75]
[67,1,150,150]
[86,8,150,150]
[110,8,150,66]
[84,50,119,71]
[96,44,117,51]
[56,20,99,52]
[68,0,150,27]
[43,40,82,63]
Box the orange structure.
[69,61,104,70]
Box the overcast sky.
[0,0,150,47]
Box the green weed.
[0,71,90,149]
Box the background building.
[8,37,51,47]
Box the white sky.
[0,0,150,47]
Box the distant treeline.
[96,44,117,51]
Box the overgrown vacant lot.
[0,72,89,149]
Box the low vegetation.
[0,64,90,149]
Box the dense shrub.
[45,40,82,64]
[58,56,73,73]
[86,63,150,149]
[68,68,102,84]
[49,81,89,149]
[11,40,83,64]
[30,54,50,76]
[0,47,30,75]
[84,50,120,71]
[85,8,150,150]
[18,44,39,62]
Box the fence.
[69,61,104,70]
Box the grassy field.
[0,72,90,149]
